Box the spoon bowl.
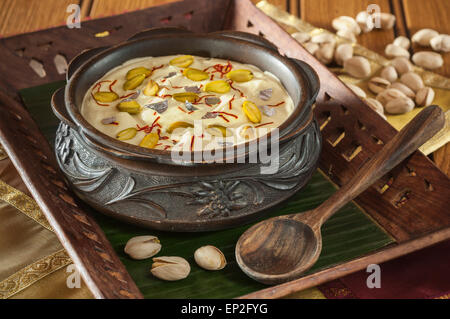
[235,106,445,285]
[236,213,321,284]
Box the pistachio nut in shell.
[332,16,361,34]
[412,51,444,70]
[380,66,398,83]
[337,29,356,43]
[315,43,335,65]
[356,11,374,33]
[400,72,424,92]
[368,77,391,94]
[393,36,411,50]
[412,28,439,47]
[365,98,386,119]
[415,87,435,107]
[390,57,413,75]
[379,13,396,30]
[151,256,191,281]
[291,32,311,44]
[430,34,450,53]
[385,44,410,59]
[346,83,366,98]
[194,245,227,271]
[384,97,415,114]
[344,56,371,79]
[388,82,415,99]
[124,235,161,260]
[304,42,319,55]
[334,43,353,66]
[376,88,407,105]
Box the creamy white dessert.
[81,55,295,151]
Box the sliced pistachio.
[116,127,137,141]
[117,100,141,114]
[124,236,161,260]
[139,133,159,149]
[334,43,353,66]
[332,16,361,34]
[239,125,255,139]
[183,68,209,81]
[204,80,231,94]
[242,101,261,123]
[167,121,194,133]
[93,91,119,103]
[194,245,226,271]
[151,256,190,281]
[226,69,254,82]
[430,34,450,53]
[126,67,151,80]
[208,125,228,137]
[173,92,199,103]
[143,80,159,96]
[356,11,374,33]
[123,74,146,91]
[376,88,407,105]
[379,13,396,30]
[169,55,194,68]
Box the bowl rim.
[65,33,313,164]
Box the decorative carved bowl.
[51,28,322,231]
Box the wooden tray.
[0,0,449,298]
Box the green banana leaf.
[20,81,394,298]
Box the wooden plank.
[300,0,395,56]
[89,0,182,18]
[0,0,82,37]
[434,143,450,176]
[401,0,450,76]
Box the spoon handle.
[308,105,444,226]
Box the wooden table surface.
[0,0,448,173]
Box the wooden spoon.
[235,105,445,285]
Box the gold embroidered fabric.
[0,249,71,299]
[256,1,450,155]
[0,156,92,299]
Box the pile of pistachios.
[291,11,448,117]
[124,236,226,281]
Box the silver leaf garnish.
[201,112,219,119]
[185,101,198,111]
[205,97,221,105]
[145,100,168,114]
[165,72,177,78]
[101,116,116,125]
[184,86,200,93]
[259,88,273,101]
[259,105,276,117]
[122,89,141,102]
